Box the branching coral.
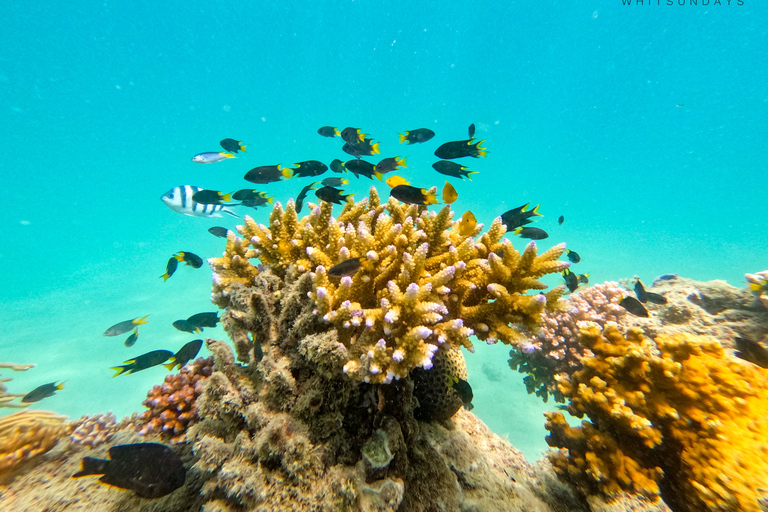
[0,410,67,481]
[509,282,627,402]
[209,187,568,383]
[545,322,768,512]
[0,362,35,409]
[68,412,140,450]
[137,356,213,443]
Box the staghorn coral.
[0,409,67,482]
[209,187,568,384]
[546,322,768,512]
[0,362,35,409]
[137,356,213,443]
[509,282,627,402]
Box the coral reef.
[137,356,213,443]
[68,412,140,450]
[209,187,569,384]
[0,362,35,409]
[545,322,768,512]
[0,409,67,483]
[746,270,768,309]
[509,282,627,402]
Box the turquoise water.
[1,2,765,463]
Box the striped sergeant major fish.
[161,185,238,218]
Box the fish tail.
[110,366,128,378]
[220,193,232,202]
[374,171,384,181]
[399,133,407,144]
[281,167,294,179]
[465,171,478,181]
[531,204,543,217]
[334,128,340,137]
[162,360,178,371]
[426,194,439,205]
[55,382,65,391]
[476,150,487,157]
[748,282,764,292]
[267,196,275,205]
[341,179,349,185]
[345,194,355,204]
[240,144,247,152]
[73,456,109,478]
[134,315,150,326]
[513,227,523,235]
[371,142,380,155]
[174,252,185,262]
[161,273,171,281]
[357,131,365,141]
[396,157,407,167]
[222,152,237,159]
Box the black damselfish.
[175,252,203,268]
[434,139,486,159]
[619,296,649,317]
[73,443,186,499]
[163,339,203,371]
[499,203,542,232]
[292,160,328,177]
[399,128,435,144]
[111,350,173,377]
[22,382,64,403]
[432,160,477,180]
[315,186,354,205]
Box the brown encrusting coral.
[137,356,213,443]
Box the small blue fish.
[192,152,236,164]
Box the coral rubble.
[546,322,768,512]
[209,187,569,384]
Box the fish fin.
[222,152,237,159]
[466,171,478,181]
[371,142,380,155]
[222,208,239,218]
[73,456,109,477]
[396,157,407,167]
[220,193,232,202]
[162,360,178,371]
[334,128,340,136]
[55,382,65,391]
[267,196,275,205]
[161,273,171,281]
[476,151,487,157]
[173,253,185,262]
[240,144,247,152]
[399,133,407,144]
[134,315,150,326]
[345,194,355,204]
[374,171,384,181]
[110,366,128,378]
[513,227,523,235]
[531,204,543,217]
[281,167,294,179]
[425,194,439,205]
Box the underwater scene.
[1,1,767,511]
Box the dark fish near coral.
[241,196,273,208]
[163,339,203,371]
[514,227,548,240]
[232,189,272,203]
[219,138,246,153]
[577,273,590,285]
[566,250,580,263]
[374,157,406,176]
[161,186,238,218]
[390,184,438,206]
[500,203,542,232]
[646,292,668,305]
[105,316,150,337]
[634,279,667,305]
[295,182,319,214]
[124,329,139,348]
[320,177,348,187]
[111,350,173,377]
[292,160,328,177]
[186,312,220,329]
[432,160,477,180]
[330,159,346,173]
[161,257,178,281]
[399,128,435,144]
[328,257,372,278]
[457,211,477,236]
[172,319,200,334]
[434,139,487,159]
[619,296,649,317]
[447,376,474,411]
[558,215,564,225]
[22,382,64,403]
[342,138,380,158]
[244,165,293,184]
[208,227,230,238]
[562,269,579,293]
[192,189,233,205]
[654,274,678,283]
[442,181,458,204]
[345,159,381,180]
[734,337,768,369]
[192,152,236,164]
[468,123,475,139]
[315,186,354,205]
[73,442,186,499]
[175,252,203,269]
[340,127,366,144]
[317,126,339,138]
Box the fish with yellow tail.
[111,350,173,377]
[192,152,236,164]
[163,339,203,371]
[104,316,150,337]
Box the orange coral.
[546,322,768,512]
[0,410,67,481]
[138,357,212,443]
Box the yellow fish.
[386,175,410,188]
[457,211,476,236]
[442,181,458,204]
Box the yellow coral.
[546,322,768,512]
[0,410,68,481]
[210,187,568,383]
